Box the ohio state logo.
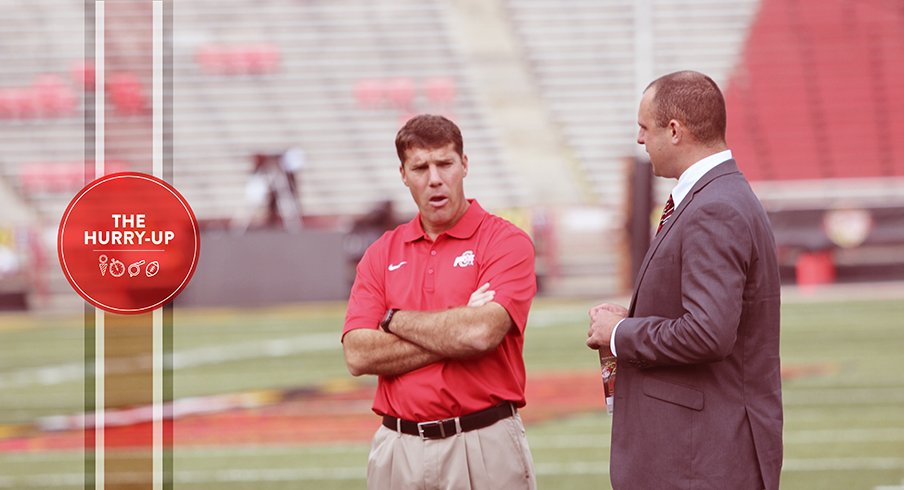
[453,250,475,268]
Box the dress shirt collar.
[671,149,733,207]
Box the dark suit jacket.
[611,160,783,489]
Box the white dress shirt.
[609,149,733,356]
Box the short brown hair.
[646,71,726,144]
[394,114,464,163]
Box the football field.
[1,291,903,489]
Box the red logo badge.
[58,172,200,314]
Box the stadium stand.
[503,0,759,294]
[0,0,534,307]
[0,1,82,213]
[0,0,528,225]
[723,0,904,284]
[504,0,759,208]
[3,0,900,307]
[725,0,904,182]
[170,0,527,220]
[504,0,636,206]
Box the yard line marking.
[2,457,904,487]
[177,468,365,482]
[784,387,904,406]
[784,457,904,471]
[0,333,340,389]
[786,428,904,444]
[875,481,904,490]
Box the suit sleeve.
[615,202,752,366]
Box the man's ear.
[399,164,409,187]
[669,120,682,144]
[462,153,469,176]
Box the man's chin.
[422,213,449,226]
[420,211,451,229]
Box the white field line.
[7,427,904,462]
[8,357,904,410]
[875,481,904,490]
[0,333,340,389]
[1,457,904,487]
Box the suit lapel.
[627,160,741,315]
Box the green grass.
[1,296,903,488]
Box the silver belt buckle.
[417,419,445,439]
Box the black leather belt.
[382,403,516,440]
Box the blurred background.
[0,0,903,488]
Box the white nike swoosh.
[388,261,407,271]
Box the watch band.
[380,308,399,333]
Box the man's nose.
[428,165,442,185]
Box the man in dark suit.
[587,71,783,489]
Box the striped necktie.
[656,194,675,234]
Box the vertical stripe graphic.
[93,4,105,489]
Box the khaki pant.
[367,413,537,490]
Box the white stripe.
[530,434,608,449]
[94,306,104,490]
[875,483,904,490]
[93,5,105,488]
[783,457,904,471]
[152,4,164,489]
[152,0,163,181]
[787,428,904,444]
[536,461,609,475]
[176,468,365,482]
[1,457,902,487]
[94,1,104,180]
[152,308,163,490]
[784,387,904,406]
[170,333,339,369]
[527,428,904,448]
[0,333,342,390]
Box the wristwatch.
[380,308,399,333]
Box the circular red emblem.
[58,172,200,314]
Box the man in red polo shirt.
[342,114,537,489]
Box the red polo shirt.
[343,199,536,420]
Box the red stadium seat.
[386,77,415,110]
[70,60,96,91]
[258,44,281,73]
[245,44,281,74]
[424,76,456,103]
[0,90,14,118]
[725,0,904,180]
[197,43,281,76]
[34,74,77,117]
[10,88,38,119]
[107,72,147,116]
[354,78,385,109]
[196,44,228,75]
[19,160,132,194]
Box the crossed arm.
[343,284,514,377]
